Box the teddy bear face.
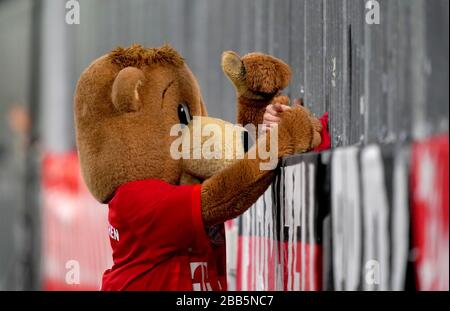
[74,45,208,203]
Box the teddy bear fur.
[74,44,321,228]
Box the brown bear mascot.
[74,44,324,290]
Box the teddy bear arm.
[201,107,317,226]
[201,157,277,227]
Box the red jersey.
[101,179,227,291]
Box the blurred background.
[0,0,448,290]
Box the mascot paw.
[291,100,323,150]
[278,106,322,155]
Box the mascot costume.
[74,44,329,290]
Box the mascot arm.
[201,104,318,227]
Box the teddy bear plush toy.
[74,44,326,291]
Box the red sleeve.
[114,180,210,252]
[313,112,331,152]
[190,184,212,250]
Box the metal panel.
[289,0,306,101]
[304,0,326,116]
[324,0,347,147]
[424,0,449,136]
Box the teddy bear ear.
[111,67,146,113]
[222,51,245,84]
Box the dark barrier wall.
[0,0,448,290]
[228,136,448,291]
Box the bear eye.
[177,102,192,126]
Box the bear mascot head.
[74,44,325,290]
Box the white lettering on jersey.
[108,223,120,241]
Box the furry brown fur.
[109,44,185,68]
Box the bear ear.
[222,51,245,84]
[111,67,146,113]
